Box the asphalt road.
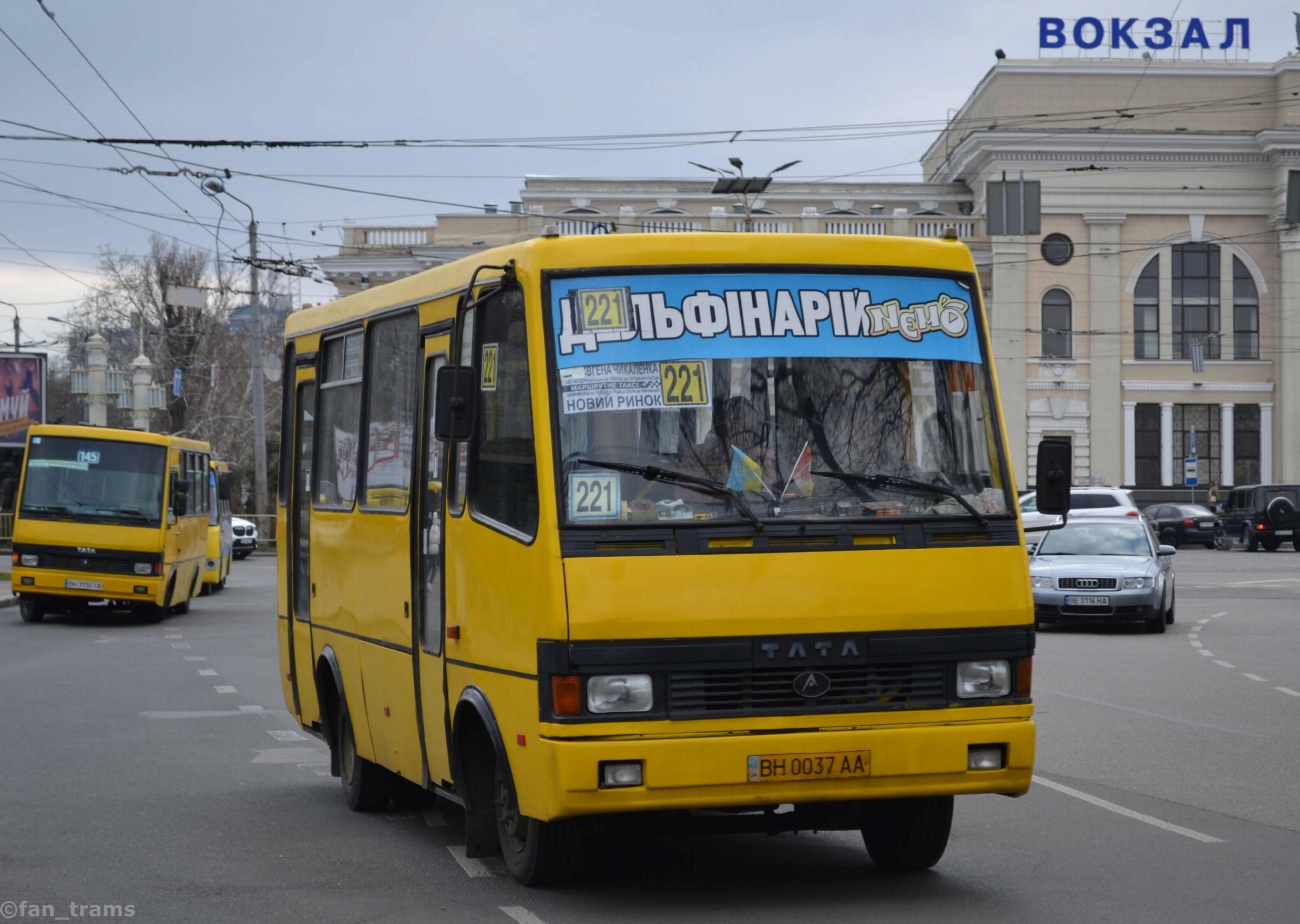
[2,548,1299,924]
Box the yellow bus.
[13,424,212,624]
[201,459,234,594]
[277,232,1062,885]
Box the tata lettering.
[1039,17,1248,50]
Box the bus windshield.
[551,269,1010,526]
[20,435,167,526]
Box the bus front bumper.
[12,568,164,605]
[536,715,1035,820]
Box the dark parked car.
[1141,503,1217,549]
[1214,484,1300,551]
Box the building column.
[1261,402,1274,483]
[1276,224,1300,480]
[86,331,110,427]
[1160,402,1174,486]
[1123,401,1137,486]
[991,236,1028,487]
[1219,403,1234,488]
[1084,215,1126,486]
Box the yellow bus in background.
[13,424,212,623]
[278,232,1048,885]
[201,459,234,594]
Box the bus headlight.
[134,563,154,575]
[20,554,38,567]
[587,675,653,713]
[956,660,1011,699]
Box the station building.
[317,52,1300,494]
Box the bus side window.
[359,311,418,511]
[469,288,538,539]
[315,331,364,508]
[447,307,474,518]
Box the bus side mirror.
[172,479,191,517]
[434,365,477,442]
[217,474,232,501]
[1035,438,1072,516]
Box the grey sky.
[1,1,1292,347]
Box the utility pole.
[249,219,268,517]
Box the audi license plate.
[748,750,871,782]
[1198,521,1214,529]
[64,579,103,591]
[1065,595,1109,606]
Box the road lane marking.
[214,685,237,693]
[1190,641,1203,648]
[182,655,206,661]
[141,707,265,719]
[268,730,309,742]
[1242,674,1267,682]
[1214,661,1235,668]
[170,643,191,649]
[500,908,547,924]
[1198,618,1211,624]
[252,748,327,764]
[446,845,495,878]
[1198,650,1213,656]
[1224,579,1300,586]
[198,669,218,676]
[1276,687,1300,697]
[1032,776,1223,843]
[1036,689,1270,738]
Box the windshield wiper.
[812,471,988,526]
[576,459,764,532]
[21,503,76,516]
[110,506,154,522]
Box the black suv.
[1215,484,1300,551]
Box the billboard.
[0,353,46,447]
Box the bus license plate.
[747,750,871,783]
[65,579,103,591]
[1065,595,1109,606]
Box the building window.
[1234,404,1260,485]
[1041,233,1074,266]
[1134,258,1159,359]
[1233,256,1259,360]
[1173,243,1220,360]
[1041,288,1072,358]
[1135,403,1161,485]
[1173,404,1219,486]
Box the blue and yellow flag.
[726,446,767,495]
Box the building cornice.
[1121,380,1274,392]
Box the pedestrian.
[1207,480,1219,512]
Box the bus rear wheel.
[18,599,45,623]
[495,761,576,886]
[860,795,953,871]
[339,705,390,812]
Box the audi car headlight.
[1122,576,1154,589]
[957,660,1011,699]
[587,675,653,713]
[1031,575,1054,588]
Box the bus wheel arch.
[315,648,345,777]
[315,647,388,810]
[453,688,513,859]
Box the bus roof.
[27,423,211,452]
[285,231,978,338]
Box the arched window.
[1134,258,1159,359]
[1233,256,1259,359]
[1041,288,1072,358]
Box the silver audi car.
[1029,515,1176,634]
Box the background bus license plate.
[748,751,871,782]
[65,579,103,591]
[1065,595,1109,606]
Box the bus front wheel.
[18,599,44,623]
[860,795,953,871]
[495,761,577,886]
[339,705,389,812]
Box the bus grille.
[667,663,947,716]
[38,554,136,575]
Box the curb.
[1,595,17,609]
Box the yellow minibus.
[277,231,1065,885]
[201,459,234,593]
[13,424,212,623]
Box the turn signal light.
[551,675,582,717]
[1017,657,1033,697]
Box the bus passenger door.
[416,345,451,785]
[290,380,319,724]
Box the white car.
[1020,486,1140,534]
[231,516,259,559]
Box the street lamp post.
[201,177,268,518]
[1,300,20,352]
[689,158,802,232]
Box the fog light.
[206,559,217,570]
[587,674,653,713]
[134,585,148,595]
[134,563,153,575]
[968,745,1005,770]
[957,660,1011,698]
[20,554,38,567]
[600,761,643,788]
[21,576,34,586]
